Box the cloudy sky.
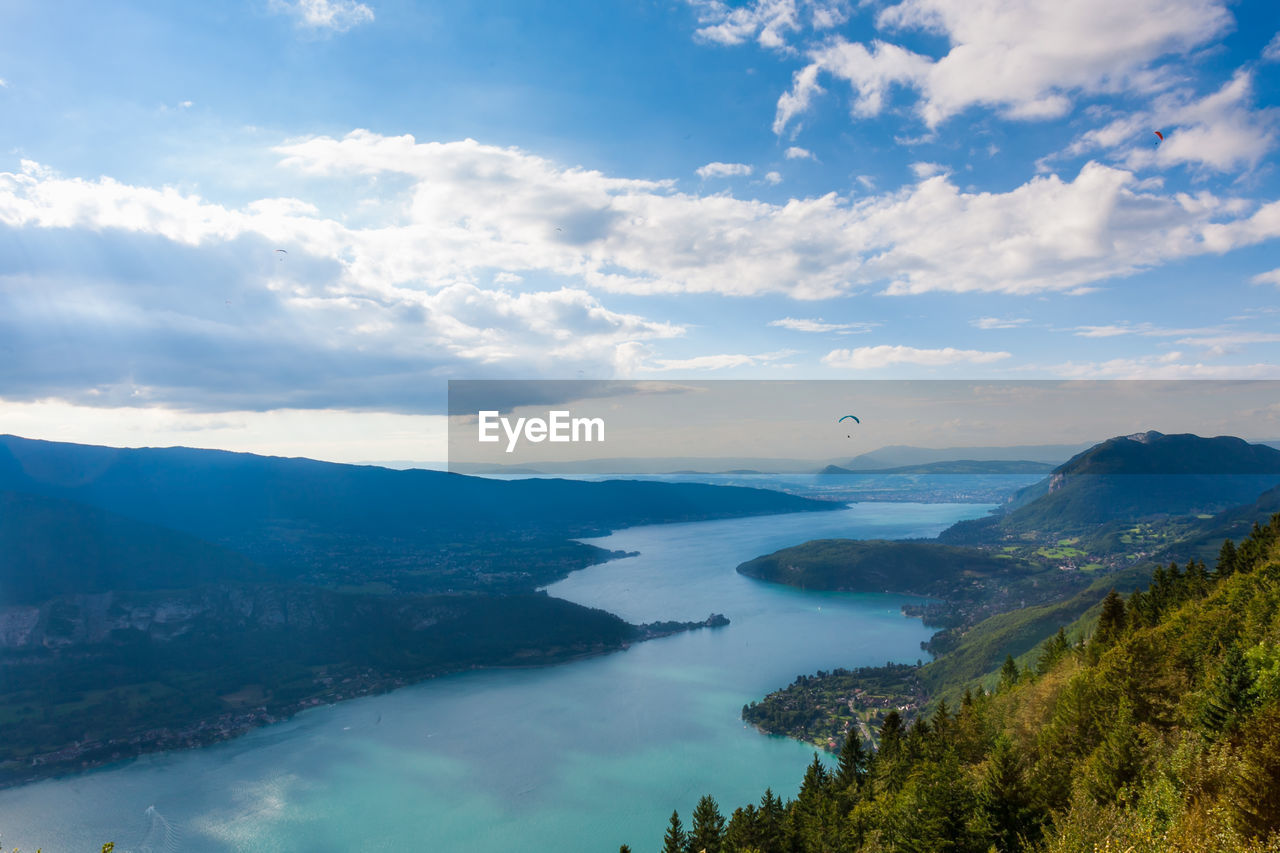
[2,0,1279,461]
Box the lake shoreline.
[0,615,731,792]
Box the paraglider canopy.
[1153,131,1164,142]
[838,415,860,423]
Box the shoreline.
[0,615,729,792]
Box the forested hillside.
[632,515,1280,852]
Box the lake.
[0,501,990,853]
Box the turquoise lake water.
[0,501,990,852]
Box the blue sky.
[2,0,1279,460]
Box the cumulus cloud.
[773,0,1232,133]
[785,146,815,160]
[909,161,947,179]
[1050,71,1279,173]
[1251,268,1280,286]
[697,161,754,179]
[274,0,374,32]
[1264,32,1280,62]
[764,171,783,184]
[972,317,1029,329]
[770,317,875,333]
[822,345,1010,369]
[7,137,1280,312]
[686,0,850,49]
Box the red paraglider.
[1153,131,1164,143]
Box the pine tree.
[796,753,830,806]
[1037,627,1071,674]
[687,795,725,853]
[834,728,869,793]
[999,654,1020,690]
[755,789,784,853]
[1196,643,1254,737]
[930,697,952,741]
[661,810,686,853]
[1093,589,1127,651]
[1216,538,1238,577]
[722,805,757,852]
[977,735,1040,852]
[1082,700,1142,804]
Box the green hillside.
[737,539,1033,596]
[628,516,1280,853]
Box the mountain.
[0,435,835,592]
[842,443,1091,470]
[0,433,831,784]
[819,460,1055,475]
[995,431,1280,531]
[0,490,260,604]
[645,516,1280,853]
[450,456,829,475]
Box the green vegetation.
[743,664,923,752]
[737,539,1035,596]
[0,435,789,786]
[0,587,644,785]
[630,517,1280,852]
[0,434,835,596]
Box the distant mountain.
[0,490,260,605]
[944,432,1280,540]
[0,435,834,592]
[842,443,1091,470]
[819,460,1055,476]
[0,435,788,784]
[451,457,830,475]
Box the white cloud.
[0,399,447,465]
[1174,332,1280,357]
[1048,354,1280,379]
[773,0,1232,132]
[645,350,796,371]
[1069,322,1229,338]
[822,345,1010,369]
[697,161,754,179]
[909,161,947,179]
[1264,32,1280,62]
[275,0,374,32]
[1054,71,1279,173]
[785,146,814,160]
[770,317,875,333]
[1073,325,1137,337]
[5,134,1280,318]
[764,170,783,185]
[972,317,1029,330]
[686,0,850,49]
[0,78,8,88]
[1250,268,1280,286]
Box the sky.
[2,0,1279,462]
[445,380,1280,463]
